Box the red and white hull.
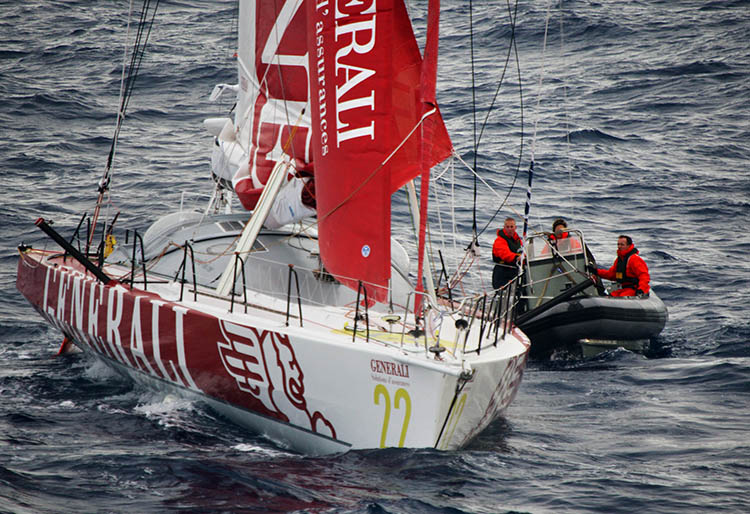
[17,249,529,454]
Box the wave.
[623,60,733,78]
[566,128,627,143]
[700,0,750,11]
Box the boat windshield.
[522,230,598,305]
[526,232,585,262]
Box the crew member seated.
[541,218,582,255]
[591,235,650,297]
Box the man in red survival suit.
[492,217,522,290]
[591,235,651,297]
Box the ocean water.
[2,0,749,512]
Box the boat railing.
[483,276,521,350]
[204,255,523,356]
[229,253,249,314]
[33,217,112,285]
[127,229,148,291]
[175,241,197,302]
[179,191,213,213]
[110,236,520,352]
[435,249,454,306]
[525,229,587,262]
[69,212,88,255]
[63,211,120,261]
[418,274,522,358]
[286,264,303,327]
[352,281,370,342]
[400,292,415,348]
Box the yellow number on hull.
[438,393,467,450]
[373,384,391,447]
[394,388,412,447]
[373,385,412,448]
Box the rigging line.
[434,373,471,449]
[91,0,135,244]
[228,1,239,80]
[559,1,575,223]
[451,160,459,275]
[452,152,520,210]
[105,0,160,176]
[118,2,151,131]
[430,176,447,264]
[430,157,454,182]
[316,107,441,225]
[469,0,519,247]
[522,0,554,241]
[475,0,519,152]
[106,0,134,185]
[120,1,160,128]
[524,0,554,248]
[529,0,554,163]
[469,0,478,234]
[104,0,143,179]
[91,0,159,249]
[475,0,525,240]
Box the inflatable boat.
[516,231,668,359]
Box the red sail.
[233,0,312,211]
[308,0,451,302]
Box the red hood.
[617,244,637,257]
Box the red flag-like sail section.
[233,0,312,211]
[308,0,451,303]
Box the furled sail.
[231,0,315,215]
[307,0,452,303]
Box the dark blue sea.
[2,0,749,512]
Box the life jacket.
[548,232,568,254]
[615,247,639,289]
[549,231,569,242]
[499,230,521,253]
[493,229,521,264]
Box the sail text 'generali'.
[315,0,378,155]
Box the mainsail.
[232,0,313,212]
[307,0,451,302]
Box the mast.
[413,0,442,318]
[407,181,438,307]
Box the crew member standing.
[492,217,522,289]
[592,235,650,297]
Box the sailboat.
[16,0,529,453]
